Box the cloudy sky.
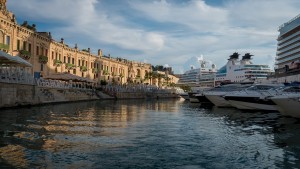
[7,0,300,73]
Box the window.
[17,39,20,50]
[41,47,44,56]
[28,43,31,53]
[52,51,54,59]
[72,58,75,64]
[45,49,48,56]
[64,56,66,63]
[6,36,10,45]
[40,64,44,71]
[67,57,70,63]
[23,41,27,50]
[78,59,81,66]
[36,46,39,55]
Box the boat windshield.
[246,85,279,91]
[282,86,300,92]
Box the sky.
[6,0,300,74]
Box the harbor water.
[0,99,300,169]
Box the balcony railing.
[0,43,9,50]
[273,66,300,78]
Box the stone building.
[0,0,152,85]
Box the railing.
[278,13,300,31]
[0,67,34,85]
[36,78,94,90]
[0,43,9,50]
[101,84,175,96]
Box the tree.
[164,76,171,86]
[157,73,164,87]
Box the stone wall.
[0,82,99,108]
[115,92,179,99]
[0,83,37,107]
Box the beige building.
[152,71,179,87]
[0,0,152,85]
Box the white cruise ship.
[178,58,217,88]
[215,52,273,86]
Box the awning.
[0,50,32,67]
[44,72,94,83]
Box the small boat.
[188,92,199,103]
[179,92,189,100]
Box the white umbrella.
[0,50,32,67]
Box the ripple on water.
[1,100,300,168]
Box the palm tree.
[164,76,171,86]
[157,73,164,87]
[147,71,154,85]
[151,72,158,86]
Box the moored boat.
[204,83,252,107]
[223,84,284,111]
[271,94,300,118]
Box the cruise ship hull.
[271,95,300,118]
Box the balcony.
[278,35,300,49]
[0,43,9,50]
[273,66,300,78]
[276,47,300,60]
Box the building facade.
[0,1,152,85]
[275,14,300,82]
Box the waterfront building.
[274,14,300,82]
[0,0,152,85]
[152,70,179,87]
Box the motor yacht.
[271,86,300,118]
[203,83,253,107]
[223,84,284,111]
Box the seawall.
[0,82,99,108]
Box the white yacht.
[176,88,189,100]
[178,57,217,88]
[223,84,284,111]
[203,83,253,107]
[271,86,300,118]
[215,53,273,86]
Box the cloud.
[7,0,300,73]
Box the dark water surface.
[0,99,300,169]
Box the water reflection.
[0,99,299,168]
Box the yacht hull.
[188,92,199,103]
[205,94,232,107]
[271,95,300,118]
[225,96,278,111]
[227,100,278,111]
[179,93,189,100]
